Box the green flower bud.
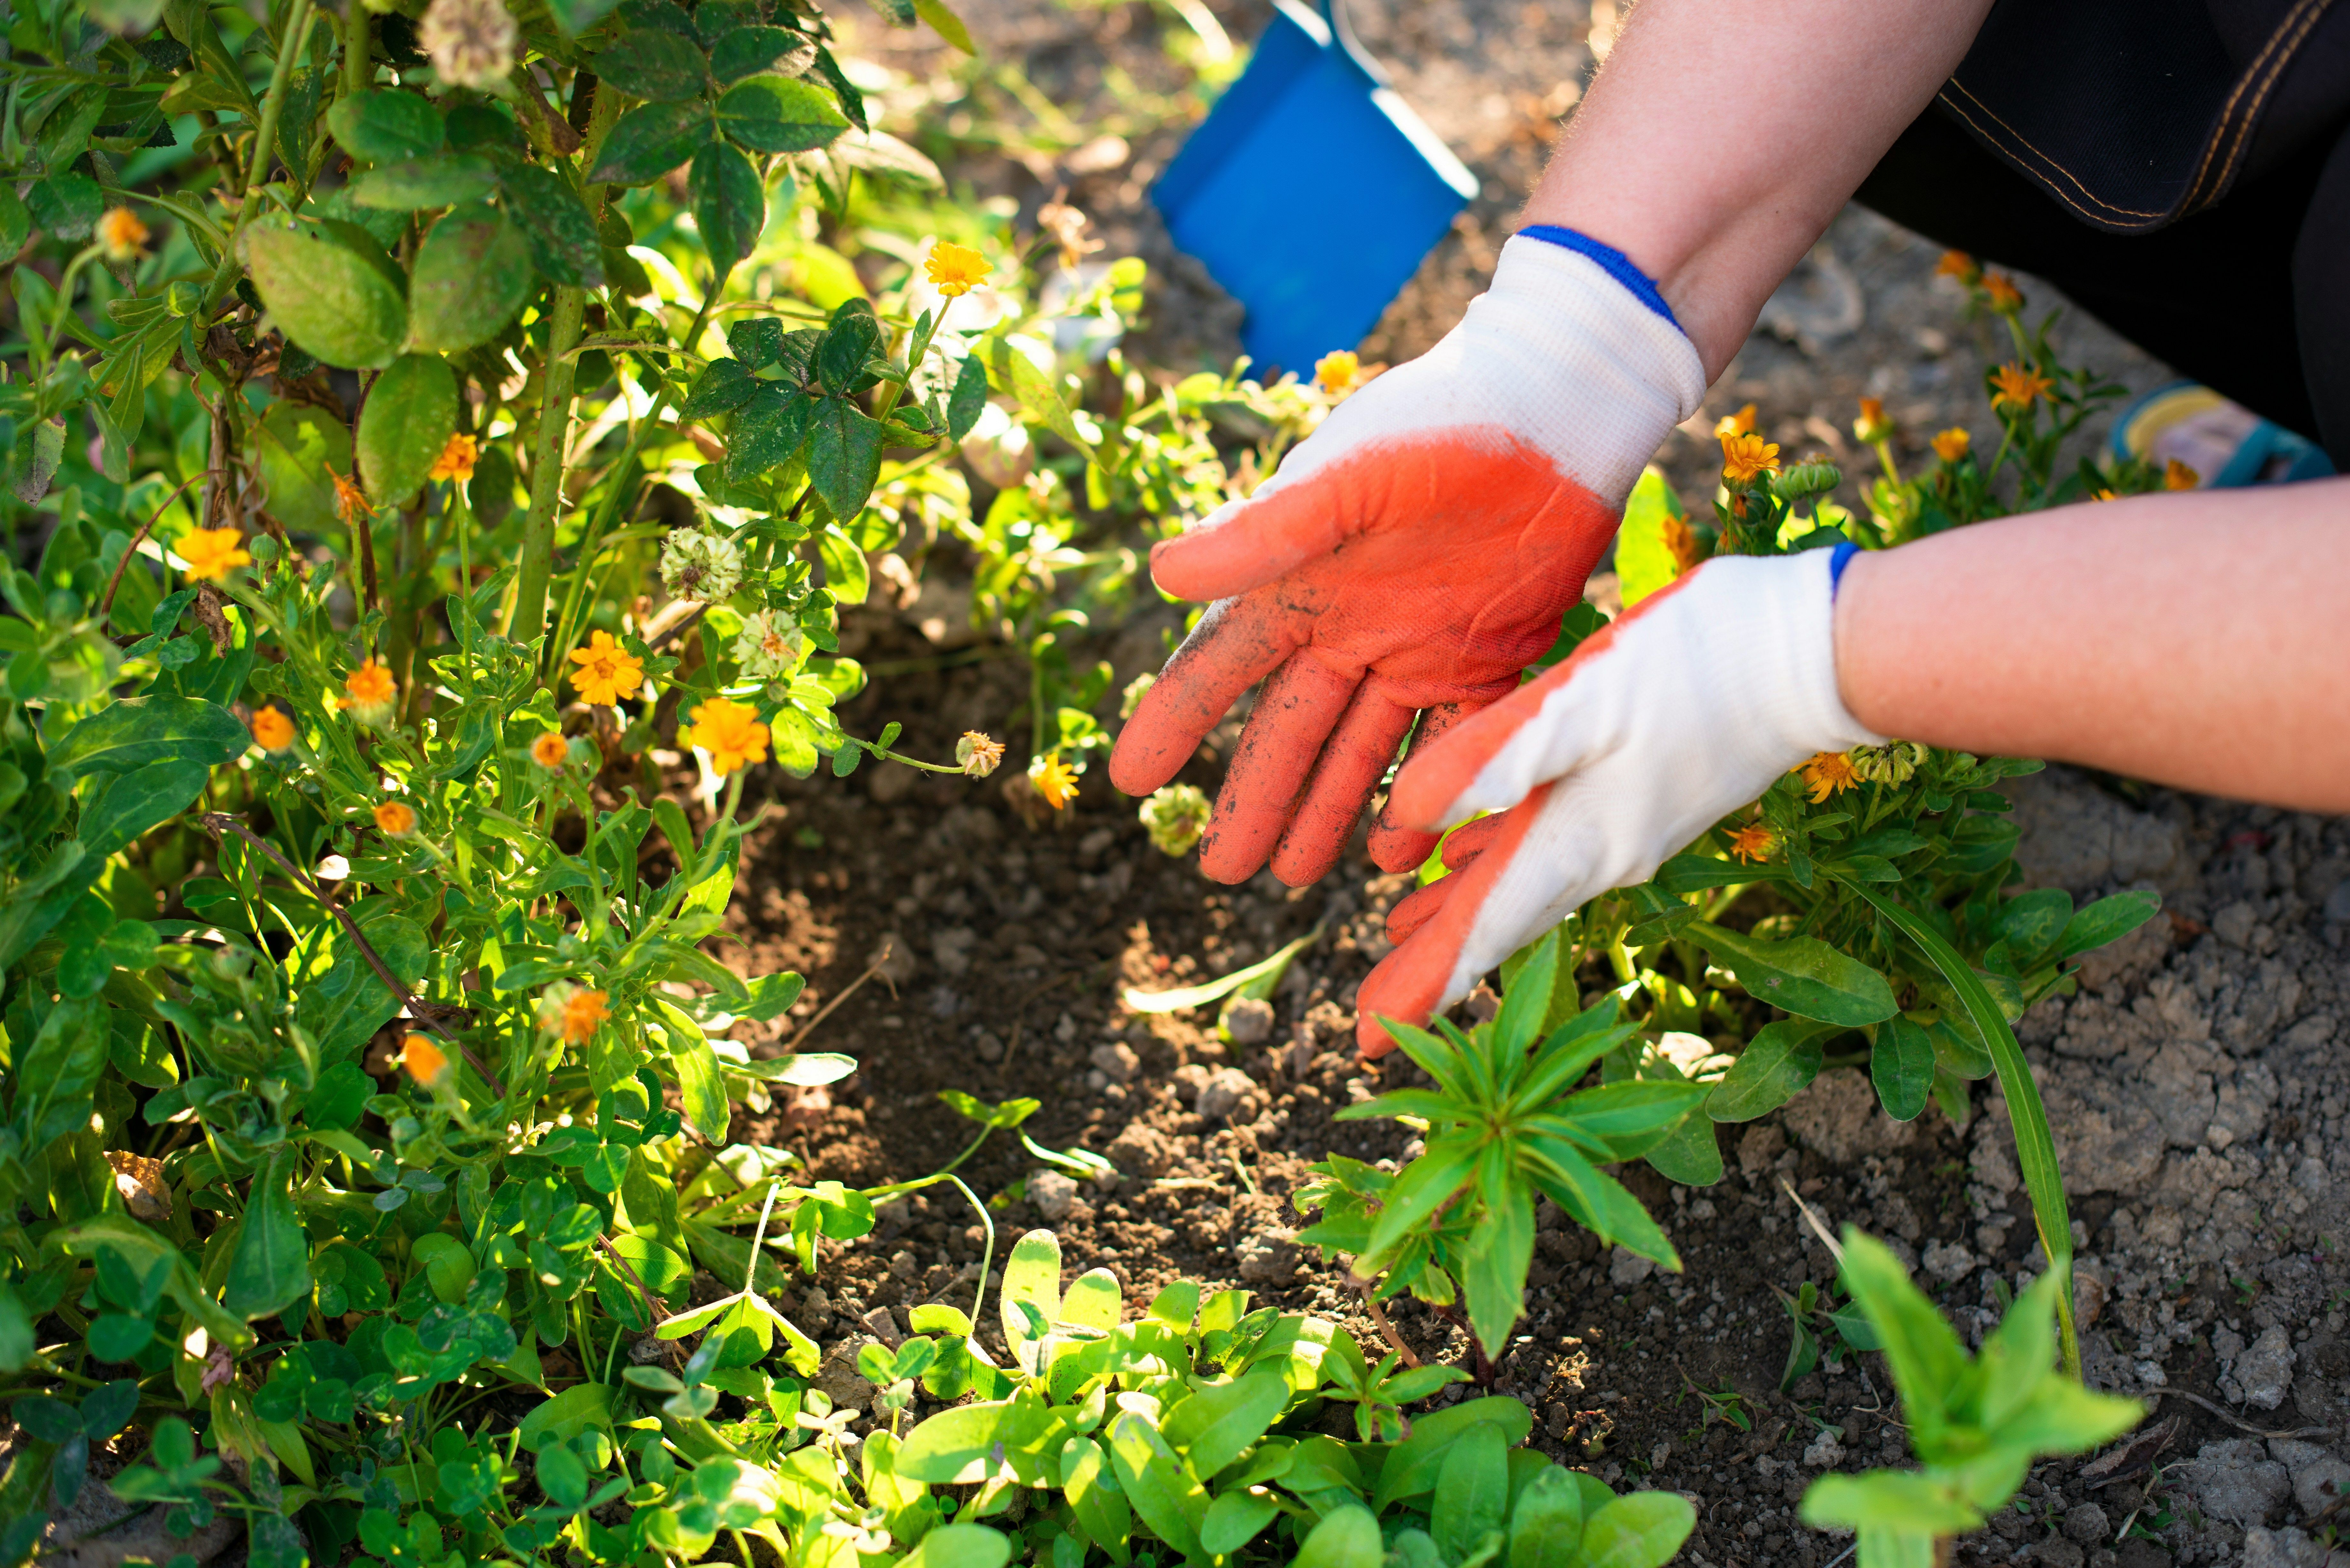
[1140,783,1211,857]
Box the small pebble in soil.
[1224,998,1274,1044]
[1029,1170,1080,1220]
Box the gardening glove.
[1353,547,1884,1056]
[1108,230,1708,886]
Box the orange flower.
[1660,513,1705,574]
[530,732,570,769]
[98,206,150,263]
[1032,752,1079,810]
[1989,362,2053,414]
[1933,250,1979,283]
[1982,272,2023,313]
[429,432,478,484]
[373,800,418,836]
[1930,427,1970,463]
[1315,351,1362,395]
[923,241,991,298]
[682,696,768,774]
[327,464,370,523]
[561,988,609,1044]
[2164,458,2200,491]
[1713,403,1757,439]
[1719,429,1780,484]
[399,1032,451,1088]
[1853,397,1889,444]
[249,707,296,752]
[343,660,398,726]
[177,526,251,583]
[566,630,644,707]
[1727,823,1777,864]
[1799,751,1861,804]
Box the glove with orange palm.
[1353,548,1884,1054]
[1107,230,1707,886]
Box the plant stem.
[508,283,586,650]
[341,0,369,100]
[197,0,316,319]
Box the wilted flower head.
[955,731,1005,778]
[1726,822,1776,864]
[98,206,149,263]
[327,464,370,523]
[178,526,251,583]
[659,529,743,603]
[924,241,991,298]
[566,630,644,707]
[1848,740,1929,786]
[1934,250,1980,284]
[1036,197,1102,273]
[682,696,768,774]
[420,0,516,89]
[1031,751,1078,810]
[1141,783,1211,857]
[429,432,478,484]
[342,660,397,727]
[249,707,296,753]
[399,1032,451,1088]
[1982,272,2024,313]
[1930,427,1971,463]
[1659,513,1706,574]
[732,610,808,681]
[1719,429,1780,484]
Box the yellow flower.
[1982,272,2023,313]
[1031,752,1079,811]
[2090,487,2118,502]
[924,241,991,298]
[2164,458,2200,491]
[1989,362,2053,414]
[1713,403,1757,439]
[1719,429,1780,484]
[566,630,644,707]
[1315,351,1361,395]
[429,432,478,484]
[1727,823,1777,864]
[1853,396,1890,444]
[373,799,418,836]
[682,696,768,775]
[98,206,149,263]
[249,707,296,753]
[1930,427,1971,463]
[399,1032,451,1088]
[956,731,1005,778]
[343,660,398,726]
[1799,751,1861,804]
[327,464,370,523]
[177,526,251,583]
[1933,250,1979,283]
[1660,513,1705,574]
[530,731,570,769]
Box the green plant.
[1798,1228,2141,1566]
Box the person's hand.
[1352,549,1883,1054]
[1108,233,1706,886]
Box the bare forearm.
[1523,0,1992,379]
[1833,481,2350,811]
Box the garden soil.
[715,5,2350,1566]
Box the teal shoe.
[2109,381,2334,487]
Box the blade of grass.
[1848,883,2078,1377]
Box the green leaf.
[77,760,208,859]
[985,335,1092,456]
[326,88,445,161]
[409,1233,477,1305]
[899,1523,1011,1568]
[911,0,976,52]
[715,75,850,153]
[1643,1110,1723,1187]
[1799,1470,1980,1536]
[1614,465,1686,608]
[1160,1371,1287,1480]
[2056,889,2160,960]
[1057,1268,1122,1332]
[1836,1231,1966,1453]
[1578,1491,1696,1568]
[514,1382,610,1451]
[1995,889,2073,963]
[350,154,499,210]
[689,140,765,268]
[947,351,989,440]
[710,26,815,82]
[224,1150,311,1319]
[999,1229,1060,1370]
[357,352,458,507]
[296,911,428,1067]
[594,27,709,101]
[1371,1398,1533,1511]
[670,1034,730,1144]
[728,386,819,479]
[48,696,248,774]
[407,203,532,352]
[1871,1016,1936,1122]
[682,359,758,419]
[1688,923,1897,1026]
[1457,1177,1533,1359]
[1704,1019,1834,1122]
[1122,926,1321,1013]
[1507,1467,1586,1568]
[254,401,354,535]
[499,164,607,288]
[1200,1489,1278,1555]
[245,224,406,370]
[807,399,884,519]
[1292,1506,1384,1568]
[0,186,29,258]
[1429,1421,1509,1564]
[1105,1411,1208,1562]
[591,100,713,183]
[818,523,870,605]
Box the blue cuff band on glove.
[1516,225,1680,328]
[1828,540,1860,596]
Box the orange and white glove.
[1108,230,1707,886]
[1354,548,1884,1055]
